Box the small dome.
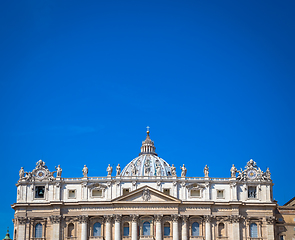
[121,129,172,176]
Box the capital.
[182,215,189,223]
[78,215,88,223]
[130,214,139,222]
[230,215,241,223]
[203,215,211,223]
[17,217,27,225]
[171,214,180,222]
[154,215,163,222]
[113,214,122,223]
[266,216,276,224]
[50,215,62,224]
[104,215,113,223]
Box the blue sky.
[1,0,295,237]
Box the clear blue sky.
[1,0,295,237]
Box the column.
[154,215,163,240]
[79,215,88,240]
[105,215,113,240]
[266,217,275,240]
[114,215,122,240]
[131,215,139,240]
[16,217,26,240]
[172,215,179,240]
[204,215,211,240]
[181,216,188,240]
[50,215,61,240]
[230,215,240,240]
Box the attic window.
[217,190,224,198]
[92,189,103,197]
[191,189,201,197]
[163,189,170,195]
[123,189,130,196]
[69,190,76,198]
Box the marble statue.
[107,164,113,176]
[55,165,62,178]
[156,164,161,176]
[204,165,209,177]
[19,167,25,179]
[265,167,271,180]
[82,165,88,177]
[116,164,121,176]
[230,164,237,178]
[171,164,176,176]
[180,164,187,177]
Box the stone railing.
[62,176,231,182]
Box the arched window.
[250,223,258,238]
[68,223,74,237]
[35,223,42,238]
[218,223,225,236]
[93,222,101,237]
[143,222,151,236]
[192,222,199,236]
[164,222,170,236]
[123,222,130,236]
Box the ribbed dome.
[121,129,172,176]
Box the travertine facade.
[12,130,276,240]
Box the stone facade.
[12,130,276,240]
[275,197,295,240]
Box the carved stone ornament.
[113,214,122,223]
[182,215,189,222]
[266,216,276,224]
[171,214,180,222]
[130,214,139,222]
[104,215,113,223]
[154,215,163,222]
[50,215,62,224]
[17,217,27,225]
[236,159,271,182]
[230,215,241,223]
[23,160,56,182]
[78,215,88,223]
[203,215,211,223]
[142,188,151,201]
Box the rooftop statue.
[180,164,187,177]
[107,164,113,176]
[116,164,121,176]
[171,164,176,176]
[230,164,237,178]
[204,165,209,177]
[82,165,88,177]
[19,167,25,180]
[55,165,62,178]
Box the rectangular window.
[217,190,224,198]
[68,190,76,198]
[163,189,170,195]
[92,189,102,197]
[280,236,284,240]
[191,189,201,197]
[278,218,283,222]
[35,186,45,198]
[248,186,257,198]
[123,188,130,196]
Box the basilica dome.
[121,130,172,177]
